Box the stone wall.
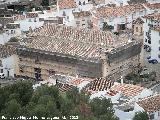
[17,47,102,80]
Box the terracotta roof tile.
[95,4,145,18]
[0,45,16,58]
[111,83,144,97]
[58,0,77,10]
[137,94,160,112]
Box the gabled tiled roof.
[55,82,76,92]
[151,26,160,32]
[73,11,92,18]
[143,13,160,21]
[145,3,160,10]
[95,4,145,18]
[26,12,38,18]
[137,94,160,112]
[133,17,144,24]
[26,24,117,60]
[110,83,144,97]
[0,45,16,58]
[84,78,114,91]
[58,0,77,10]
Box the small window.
[1,69,3,73]
[19,66,24,73]
[83,1,85,5]
[79,1,81,5]
[6,30,9,33]
[19,58,23,61]
[34,18,37,22]
[136,27,138,32]
[159,47,160,51]
[62,11,66,16]
[150,114,154,119]
[148,40,151,44]
[141,27,143,33]
[159,40,160,44]
[11,30,14,34]
[159,32,160,36]
[158,54,160,58]
[145,39,147,42]
[82,24,85,26]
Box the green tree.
[102,22,114,31]
[133,111,149,120]
[9,37,19,42]
[1,99,21,118]
[41,0,49,6]
[90,98,119,120]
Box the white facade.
[150,29,160,62]
[0,55,18,77]
[147,0,160,4]
[0,24,21,45]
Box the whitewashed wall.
[151,30,160,62]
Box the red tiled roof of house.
[137,94,160,112]
[151,26,160,32]
[133,17,144,24]
[84,78,114,91]
[110,83,144,97]
[145,3,160,10]
[58,0,77,10]
[0,45,17,58]
[143,13,160,21]
[73,11,92,18]
[26,24,128,60]
[95,4,145,18]
[26,12,38,18]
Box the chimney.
[121,76,123,85]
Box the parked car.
[0,73,5,79]
[147,56,151,59]
[148,59,158,64]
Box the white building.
[143,13,160,61]
[92,4,147,31]
[0,45,18,77]
[0,23,21,45]
[150,26,160,62]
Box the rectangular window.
[159,47,160,51]
[159,32,160,36]
[150,114,154,119]
[19,58,23,61]
[19,66,24,73]
[1,69,3,73]
[159,40,160,44]
[48,69,55,76]
[158,54,160,58]
[148,40,151,44]
[145,39,147,42]
[141,27,143,33]
[136,27,138,32]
